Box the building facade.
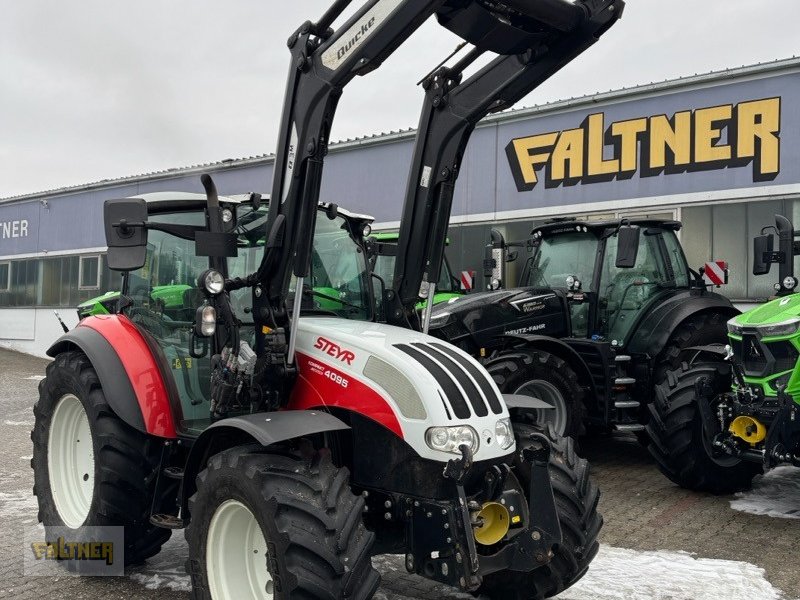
[2,58,799,356]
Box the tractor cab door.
[598,227,688,345]
[122,209,213,424]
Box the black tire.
[646,362,762,494]
[185,446,380,600]
[487,351,585,438]
[478,424,602,600]
[32,351,171,565]
[637,312,729,447]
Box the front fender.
[180,410,350,521]
[493,333,595,398]
[47,315,177,438]
[626,291,738,357]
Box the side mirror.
[615,226,640,268]
[104,199,148,271]
[753,233,774,276]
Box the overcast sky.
[1,0,799,198]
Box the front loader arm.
[389,0,623,328]
[254,0,449,344]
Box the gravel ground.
[1,346,799,599]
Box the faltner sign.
[1,219,30,240]
[506,97,781,191]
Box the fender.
[503,393,554,410]
[180,410,350,520]
[626,290,739,357]
[47,315,177,438]
[494,333,595,398]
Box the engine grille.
[731,335,798,378]
[395,342,504,420]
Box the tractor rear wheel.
[185,446,380,600]
[477,424,602,600]
[487,351,585,438]
[646,362,762,494]
[31,351,171,564]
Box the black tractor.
[426,218,739,438]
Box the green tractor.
[370,232,464,308]
[647,215,800,493]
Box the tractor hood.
[731,294,800,328]
[291,317,513,463]
[428,288,570,343]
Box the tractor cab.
[369,232,462,307]
[519,219,692,345]
[109,191,376,433]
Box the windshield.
[525,233,598,290]
[373,246,456,293]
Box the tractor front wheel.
[477,424,602,600]
[185,446,380,600]
[32,351,171,564]
[487,351,585,438]
[646,362,762,494]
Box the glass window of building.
[0,261,9,292]
[79,255,101,290]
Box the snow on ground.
[3,420,33,426]
[730,466,800,520]
[129,536,192,592]
[22,375,45,381]
[133,543,785,600]
[555,546,783,600]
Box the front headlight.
[494,418,515,450]
[759,317,800,338]
[202,269,225,295]
[425,425,480,455]
[726,318,744,336]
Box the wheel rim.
[514,379,569,436]
[207,499,272,600]
[47,394,95,528]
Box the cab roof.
[129,192,374,224]
[533,218,681,237]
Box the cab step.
[614,355,632,362]
[615,423,645,432]
[614,400,640,409]
[150,514,185,529]
[163,466,184,480]
[615,377,636,385]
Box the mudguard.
[503,393,554,410]
[47,315,177,438]
[180,410,350,519]
[625,291,738,357]
[496,333,595,394]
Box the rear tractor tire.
[185,446,380,600]
[487,350,585,438]
[31,351,171,565]
[478,424,602,600]
[646,362,762,494]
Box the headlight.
[221,208,234,223]
[784,276,798,291]
[759,317,800,338]
[726,318,744,336]
[202,270,225,295]
[196,304,217,337]
[425,425,480,455]
[362,223,372,237]
[494,418,515,450]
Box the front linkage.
[383,436,562,591]
[711,365,800,469]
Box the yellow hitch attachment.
[728,416,767,446]
[473,502,511,546]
